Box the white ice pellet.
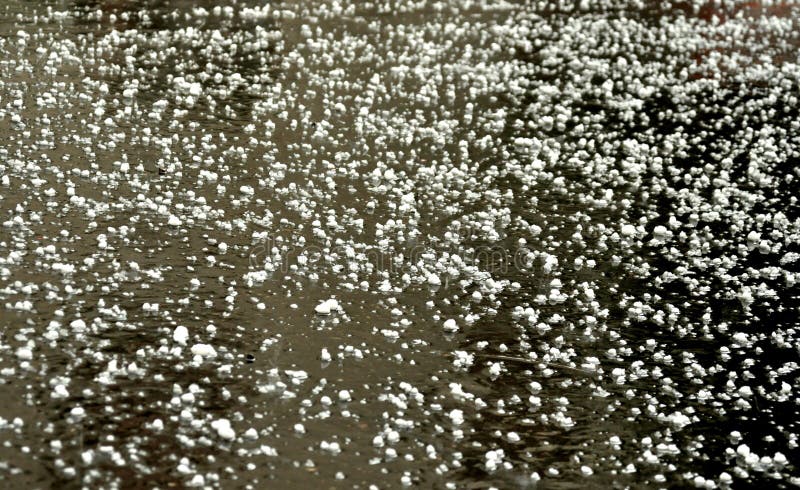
[211,418,235,440]
[449,409,464,425]
[315,298,341,315]
[173,326,189,345]
[320,441,342,454]
[52,385,69,399]
[190,344,217,358]
[188,475,205,487]
[443,319,459,332]
[16,347,33,360]
[70,319,87,332]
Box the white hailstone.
[372,435,384,447]
[320,441,341,454]
[453,350,474,368]
[425,444,437,459]
[448,409,464,425]
[143,303,160,312]
[81,450,94,465]
[427,273,441,286]
[737,288,754,310]
[484,449,504,471]
[190,278,201,288]
[620,224,637,237]
[443,319,459,332]
[188,475,205,487]
[320,348,332,362]
[168,215,181,226]
[665,411,692,430]
[16,347,33,360]
[173,326,189,345]
[244,428,258,440]
[218,242,228,253]
[70,319,87,332]
[338,390,351,402]
[211,418,236,440]
[732,332,749,346]
[52,384,69,398]
[314,298,341,315]
[190,343,217,358]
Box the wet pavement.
[0,0,799,488]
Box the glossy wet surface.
[1,0,799,488]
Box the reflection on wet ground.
[1,0,799,488]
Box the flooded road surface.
[1,0,800,488]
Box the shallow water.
[1,0,799,488]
